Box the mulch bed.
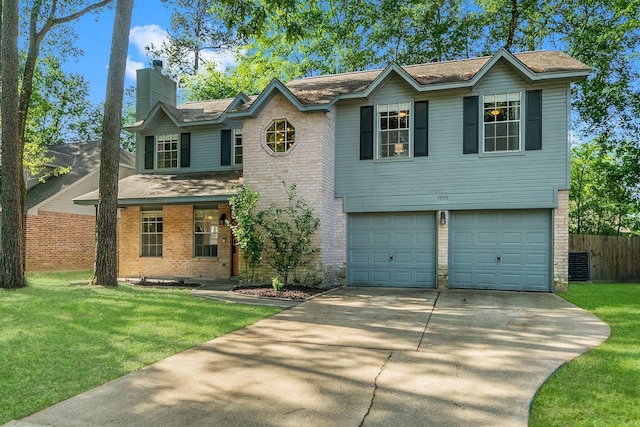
[125,278,202,289]
[232,285,331,300]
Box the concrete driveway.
[7,287,609,427]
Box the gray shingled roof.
[74,170,243,205]
[167,50,589,115]
[285,50,590,105]
[26,141,136,210]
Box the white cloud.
[200,49,237,72]
[126,56,145,81]
[129,24,169,56]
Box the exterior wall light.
[440,211,446,225]
[219,213,227,225]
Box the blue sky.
[66,2,234,104]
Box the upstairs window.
[156,134,179,168]
[378,103,411,159]
[141,210,163,257]
[265,119,295,155]
[483,93,521,153]
[234,129,243,165]
[194,208,218,257]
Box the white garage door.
[347,212,436,287]
[449,210,551,292]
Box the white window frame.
[376,102,412,160]
[194,208,219,258]
[141,210,163,257]
[156,134,179,169]
[481,92,523,155]
[264,119,296,156]
[233,129,243,165]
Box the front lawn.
[530,283,640,426]
[0,271,282,424]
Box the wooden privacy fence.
[570,234,640,282]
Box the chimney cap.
[152,59,163,70]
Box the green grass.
[0,271,282,424]
[530,283,640,426]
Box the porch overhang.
[74,170,243,207]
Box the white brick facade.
[553,189,569,291]
[242,92,346,284]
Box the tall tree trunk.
[91,0,134,286]
[1,0,26,289]
[505,0,520,51]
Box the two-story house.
[75,49,589,292]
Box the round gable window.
[265,119,295,155]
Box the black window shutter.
[144,135,154,169]
[525,90,542,150]
[414,100,428,157]
[463,96,479,154]
[180,133,191,167]
[360,106,374,160]
[221,129,231,166]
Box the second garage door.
[449,210,551,292]
[347,212,436,287]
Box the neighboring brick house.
[75,49,589,292]
[25,141,136,271]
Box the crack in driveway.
[359,351,393,427]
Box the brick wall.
[118,203,233,280]
[242,92,346,284]
[437,210,449,288]
[26,211,96,271]
[553,189,569,291]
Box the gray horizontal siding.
[136,114,241,173]
[335,63,570,212]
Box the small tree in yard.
[228,187,263,282]
[257,183,320,286]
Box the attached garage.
[347,212,436,287]
[449,210,552,292]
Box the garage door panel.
[393,271,412,283]
[477,252,497,265]
[372,252,390,263]
[450,210,551,292]
[415,251,433,264]
[415,232,434,245]
[477,232,498,244]
[451,271,473,284]
[501,253,523,265]
[501,274,524,286]
[372,271,391,283]
[350,232,369,245]
[350,215,369,227]
[351,251,370,264]
[372,233,390,245]
[451,231,473,244]
[502,232,523,244]
[351,271,370,283]
[453,251,473,264]
[502,212,524,224]
[348,212,436,287]
[373,216,391,226]
[394,252,412,264]
[477,273,498,284]
[393,233,411,244]
[393,215,411,226]
[527,232,547,244]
